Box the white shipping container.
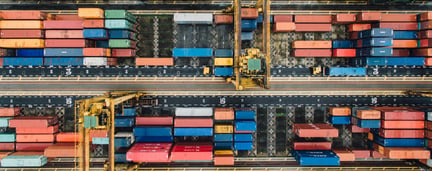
[115,132,135,144]
[84,57,107,66]
[174,13,213,24]
[427,111,432,122]
[175,107,213,117]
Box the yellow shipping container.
[0,20,43,29]
[214,150,234,155]
[0,39,44,48]
[214,58,233,66]
[214,125,233,133]
[78,8,104,19]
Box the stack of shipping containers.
[214,13,234,77]
[416,12,432,65]
[234,109,256,151]
[213,108,235,165]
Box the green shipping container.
[104,10,136,23]
[0,133,15,142]
[0,117,12,127]
[105,19,134,30]
[109,39,133,48]
[84,116,98,128]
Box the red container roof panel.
[295,24,332,32]
[127,143,172,162]
[0,107,19,117]
[241,8,259,19]
[9,116,58,128]
[294,15,332,23]
[111,49,136,57]
[15,143,53,151]
[333,14,356,24]
[11,152,44,156]
[135,58,174,66]
[135,116,173,126]
[357,12,382,22]
[379,129,424,139]
[420,39,432,48]
[174,118,213,127]
[379,109,424,120]
[214,15,233,24]
[273,15,293,22]
[15,125,59,134]
[332,49,356,57]
[83,19,105,28]
[273,22,295,32]
[45,30,84,39]
[16,134,56,143]
[293,123,338,138]
[0,143,15,151]
[45,39,91,48]
[356,109,381,119]
[43,20,84,29]
[426,121,432,130]
[380,120,424,129]
[349,24,371,32]
[293,142,331,150]
[380,14,417,22]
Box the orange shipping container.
[420,12,432,21]
[392,40,417,48]
[214,108,234,120]
[15,125,59,134]
[293,49,332,57]
[381,14,417,22]
[333,149,355,161]
[214,155,234,166]
[357,12,382,22]
[0,20,43,29]
[56,132,79,142]
[294,15,332,23]
[384,148,430,159]
[0,11,48,20]
[294,24,332,32]
[0,39,44,48]
[413,48,432,57]
[273,22,295,32]
[45,30,83,39]
[381,120,424,129]
[332,49,356,57]
[375,22,418,31]
[273,15,293,22]
[78,8,104,19]
[0,107,19,117]
[356,109,381,119]
[89,129,107,138]
[214,15,233,24]
[426,58,432,66]
[419,30,432,39]
[292,41,332,49]
[329,107,351,116]
[83,19,105,28]
[16,134,55,143]
[349,24,371,32]
[136,58,173,66]
[333,14,356,24]
[44,144,78,157]
[241,8,258,19]
[0,30,44,38]
[83,48,110,57]
[52,14,83,21]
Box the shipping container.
[174,118,213,127]
[214,15,233,24]
[56,132,78,142]
[214,142,233,150]
[133,127,172,137]
[9,116,57,128]
[83,19,104,28]
[214,58,233,66]
[421,21,432,30]
[44,20,83,29]
[171,145,213,161]
[0,117,11,127]
[15,125,58,134]
[241,32,253,40]
[44,144,77,157]
[3,57,43,66]
[377,129,424,139]
[332,49,356,57]
[293,123,338,138]
[393,31,417,39]
[352,117,380,128]
[293,142,332,150]
[332,40,354,48]
[105,10,136,23]
[92,137,109,144]
[420,39,432,48]
[15,143,52,151]
[349,24,371,32]
[235,121,256,132]
[109,30,135,39]
[333,149,355,161]
[359,47,393,56]
[257,15,274,24]
[234,142,253,150]
[78,8,104,19]
[294,24,332,32]
[374,22,418,31]
[357,12,382,22]
[333,14,356,23]
[0,143,15,151]
[293,150,340,166]
[419,30,432,39]
[214,134,233,142]
[105,19,134,30]
[274,15,293,22]
[294,15,332,23]
[115,132,135,147]
[136,58,174,66]
[174,128,213,136]
[0,49,16,57]
[83,48,110,57]
[135,117,173,126]
[214,108,234,120]
[234,134,253,142]
[174,13,213,24]
[329,107,351,116]
[213,49,232,57]
[215,125,233,134]
[16,49,43,57]
[235,110,255,120]
[111,49,136,57]
[357,38,393,47]
[115,117,135,127]
[241,8,258,19]
[292,41,332,49]
[420,12,432,21]
[392,40,417,48]
[379,109,424,120]
[329,116,351,125]
[373,135,424,147]
[173,48,212,57]
[0,107,19,117]
[350,125,370,133]
[371,150,386,158]
[241,19,258,31]
[44,48,83,57]
[359,28,393,38]
[0,11,48,20]
[353,108,381,119]
[0,20,43,29]
[327,67,366,76]
[214,153,234,166]
[413,48,432,56]
[83,57,107,66]
[45,30,83,39]
[381,120,424,129]
[293,49,332,57]
[0,30,44,38]
[0,39,44,48]
[126,143,172,163]
[384,148,430,159]
[44,57,84,66]
[175,107,213,117]
[351,149,371,158]
[1,155,47,167]
[427,58,432,66]
[274,22,295,32]
[45,39,90,48]
[350,31,359,39]
[381,14,417,22]
[16,134,55,143]
[135,136,173,143]
[83,29,108,39]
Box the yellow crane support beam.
[262,0,271,89]
[233,0,242,90]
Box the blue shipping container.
[234,134,253,142]
[359,28,394,38]
[234,142,253,150]
[1,155,48,167]
[329,116,351,125]
[83,29,108,39]
[115,137,133,147]
[241,32,254,40]
[109,30,133,39]
[135,136,173,142]
[359,38,393,47]
[174,128,213,136]
[16,49,44,57]
[115,153,128,163]
[214,67,234,76]
[359,48,393,57]
[214,142,233,150]
[235,110,256,120]
[44,57,83,66]
[3,57,43,66]
[96,40,109,48]
[332,40,354,48]
[386,57,425,66]
[116,108,136,117]
[44,48,83,57]
[394,31,418,39]
[0,117,12,127]
[214,49,233,57]
[257,14,274,23]
[242,19,257,31]
[355,119,380,128]
[373,135,425,147]
[328,67,367,76]
[235,121,257,131]
[293,150,340,166]
[115,117,135,127]
[214,134,233,142]
[172,48,213,57]
[133,127,172,137]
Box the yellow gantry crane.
[76,92,142,171]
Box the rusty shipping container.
[214,15,233,24]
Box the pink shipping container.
[43,20,83,29]
[0,107,19,117]
[9,116,58,128]
[294,15,332,23]
[15,125,59,134]
[126,143,172,162]
[15,143,53,151]
[16,134,56,143]
[174,118,213,127]
[171,144,213,161]
[45,39,91,48]
[293,123,338,138]
[135,117,173,126]
[0,30,44,38]
[45,30,84,38]
[333,14,356,24]
[379,109,424,120]
[350,125,370,133]
[351,149,371,158]
[0,143,15,151]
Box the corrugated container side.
[294,24,332,32]
[15,143,53,151]
[44,48,83,57]
[375,23,418,31]
[43,20,83,29]
[0,30,44,38]
[0,11,47,20]
[136,58,174,66]
[333,14,356,23]
[294,15,332,23]
[0,107,19,117]
[214,15,233,24]
[174,13,213,24]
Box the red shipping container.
[349,24,371,32]
[333,14,356,24]
[273,15,293,22]
[380,109,424,120]
[350,125,370,133]
[292,41,332,49]
[0,30,44,38]
[419,30,432,39]
[351,149,371,158]
[56,132,79,142]
[111,49,136,57]
[357,12,382,22]
[413,48,432,57]
[0,107,19,117]
[0,11,48,20]
[295,15,332,23]
[426,58,432,66]
[44,144,77,157]
[126,143,172,162]
[350,31,359,39]
[11,152,44,156]
[421,21,432,30]
[428,139,432,149]
[381,14,417,22]
[332,49,356,57]
[89,129,107,138]
[426,130,432,139]
[53,14,83,21]
[15,125,59,134]
[371,107,410,110]
[171,148,213,161]
[392,49,410,57]
[15,143,52,151]
[9,116,58,128]
[293,142,331,150]
[371,150,386,158]
[44,20,84,29]
[45,39,90,48]
[45,30,84,39]
[83,19,104,28]
[384,148,430,159]
[16,134,55,143]
[0,58,3,66]
[273,22,295,32]
[420,39,432,48]
[174,118,213,127]
[83,48,110,57]
[136,58,174,66]
[375,22,418,31]
[392,40,417,48]
[293,49,332,57]
[379,129,424,138]
[426,121,432,130]
[0,143,15,151]
[214,15,233,24]
[241,8,258,19]
[135,117,173,126]
[333,149,355,161]
[381,120,424,129]
[293,123,338,138]
[420,12,432,21]
[294,24,332,32]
